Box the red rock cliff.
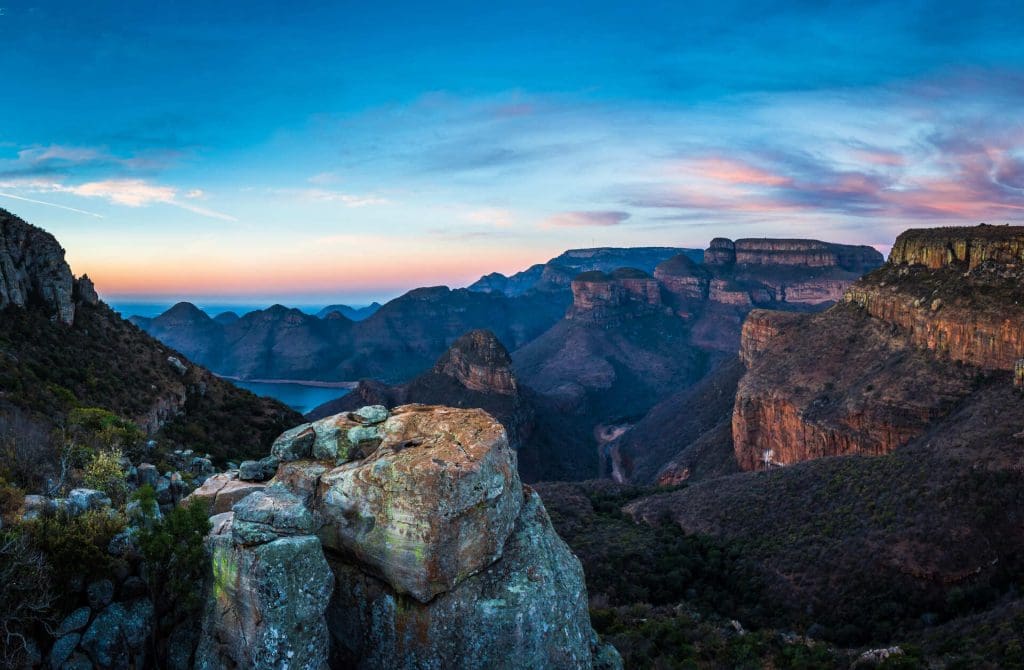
[567,268,666,324]
[432,329,518,395]
[888,224,1024,270]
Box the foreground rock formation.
[194,404,619,669]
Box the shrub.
[137,498,212,623]
[21,509,127,593]
[83,449,129,506]
[69,407,145,463]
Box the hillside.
[0,209,300,483]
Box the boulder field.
[190,404,620,669]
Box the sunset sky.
[2,1,1024,305]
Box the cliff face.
[567,268,667,325]
[888,224,1024,270]
[194,405,619,669]
[0,208,80,324]
[655,237,883,352]
[732,304,976,470]
[730,224,1024,471]
[844,228,1024,372]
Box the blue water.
[229,380,350,416]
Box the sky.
[2,1,1024,305]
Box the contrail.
[0,191,105,218]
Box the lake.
[228,380,350,416]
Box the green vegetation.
[137,497,213,624]
[82,449,130,505]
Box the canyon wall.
[731,224,1024,471]
[566,268,667,324]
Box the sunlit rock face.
[195,405,619,670]
[730,224,1024,471]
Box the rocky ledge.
[704,237,883,271]
[888,223,1024,270]
[192,404,620,670]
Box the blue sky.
[2,1,1023,304]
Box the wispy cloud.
[0,191,104,218]
[0,178,237,221]
[543,210,631,227]
[269,187,389,207]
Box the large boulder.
[327,488,611,670]
[316,404,522,603]
[195,513,334,670]
[183,472,266,515]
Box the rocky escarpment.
[705,237,883,271]
[888,224,1024,269]
[468,246,699,296]
[731,225,1023,471]
[567,268,668,325]
[0,207,97,325]
[656,237,883,351]
[845,225,1024,372]
[732,304,977,470]
[432,328,518,394]
[193,405,619,669]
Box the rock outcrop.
[887,224,1024,269]
[844,225,1024,372]
[195,405,618,669]
[705,237,883,271]
[432,329,518,395]
[567,268,667,325]
[0,208,77,324]
[729,224,1024,471]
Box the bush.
[69,408,145,464]
[137,498,212,622]
[83,449,129,506]
[21,509,126,594]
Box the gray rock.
[270,423,316,461]
[155,477,173,505]
[136,463,158,488]
[237,460,265,482]
[20,494,53,521]
[350,405,389,424]
[345,424,382,449]
[55,606,91,637]
[257,455,280,479]
[86,579,114,609]
[75,274,99,305]
[195,533,334,670]
[167,355,188,375]
[327,489,606,669]
[79,599,153,669]
[108,528,138,556]
[67,488,111,516]
[231,487,315,545]
[49,632,80,670]
[126,499,161,528]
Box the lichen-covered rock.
[55,606,91,637]
[270,423,317,460]
[195,518,334,670]
[317,404,522,603]
[237,460,265,481]
[67,488,112,516]
[350,404,388,424]
[326,489,609,670]
[49,632,80,670]
[230,487,315,545]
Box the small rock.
[258,455,281,479]
[350,405,388,425]
[55,606,91,637]
[86,579,114,609]
[167,356,188,375]
[238,460,265,482]
[67,488,111,516]
[48,633,80,670]
[271,423,317,461]
[136,463,159,488]
[20,494,53,521]
[231,487,316,545]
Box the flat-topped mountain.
[468,246,701,296]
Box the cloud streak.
[543,210,632,227]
